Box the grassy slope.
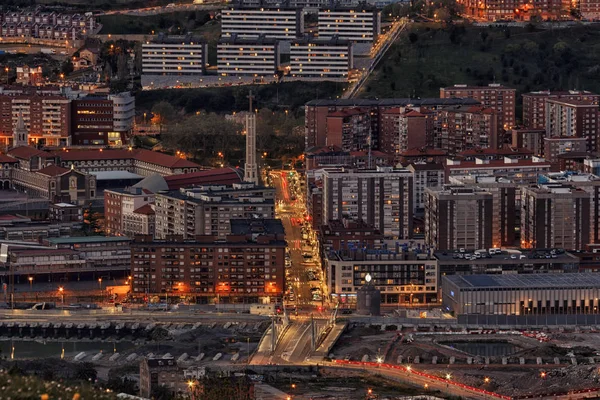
[362,23,600,121]
[98,10,214,35]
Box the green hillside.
[362,22,600,121]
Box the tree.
[408,32,418,43]
[162,113,242,163]
[60,60,74,75]
[152,101,177,133]
[74,362,97,382]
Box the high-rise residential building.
[424,185,494,251]
[522,90,600,130]
[317,6,381,42]
[290,36,353,80]
[217,34,279,76]
[304,98,480,151]
[142,34,207,75]
[435,105,498,153]
[545,98,600,152]
[449,176,518,247]
[511,128,546,156]
[323,108,371,151]
[521,184,590,250]
[221,6,303,40]
[440,84,516,139]
[154,184,275,239]
[407,163,445,214]
[104,187,155,237]
[321,167,413,239]
[379,108,434,158]
[130,219,285,302]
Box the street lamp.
[28,276,33,290]
[445,373,452,380]
[98,277,102,289]
[58,286,64,306]
[484,377,490,383]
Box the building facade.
[440,84,516,138]
[217,34,279,76]
[104,186,155,236]
[317,7,381,42]
[221,6,303,40]
[290,36,353,80]
[130,219,285,302]
[424,185,494,251]
[435,105,498,153]
[545,98,599,152]
[142,34,207,75]
[521,184,590,250]
[522,90,600,130]
[325,249,438,305]
[322,167,413,238]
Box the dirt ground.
[331,326,600,397]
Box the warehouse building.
[442,274,600,316]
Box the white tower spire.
[244,90,259,185]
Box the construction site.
[329,323,600,398]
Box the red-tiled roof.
[401,148,447,156]
[8,146,53,160]
[57,149,200,169]
[133,204,155,215]
[134,149,199,169]
[458,147,533,156]
[0,154,18,163]
[37,165,70,176]
[164,167,243,190]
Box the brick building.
[435,105,498,153]
[545,98,600,152]
[379,108,434,158]
[130,219,286,302]
[440,84,515,141]
[522,90,600,130]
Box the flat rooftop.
[444,273,600,289]
[306,98,481,107]
[48,236,132,244]
[434,249,577,264]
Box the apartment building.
[321,167,413,239]
[142,34,207,75]
[154,183,275,239]
[449,176,518,247]
[130,219,285,302]
[0,11,95,41]
[522,90,600,130]
[322,109,371,151]
[581,0,600,19]
[0,94,71,148]
[290,35,353,80]
[217,34,279,76]
[543,137,588,163]
[305,98,480,150]
[319,219,384,254]
[545,98,599,152]
[511,128,546,157]
[424,185,494,251]
[221,6,303,40]
[379,108,434,157]
[104,186,155,236]
[440,84,515,138]
[521,184,590,250]
[407,163,445,214]
[16,66,43,86]
[324,248,438,305]
[317,7,381,42]
[435,105,498,153]
[458,0,565,21]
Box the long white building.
[217,34,280,76]
[221,6,303,40]
[142,34,207,75]
[290,35,353,80]
[318,7,381,42]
